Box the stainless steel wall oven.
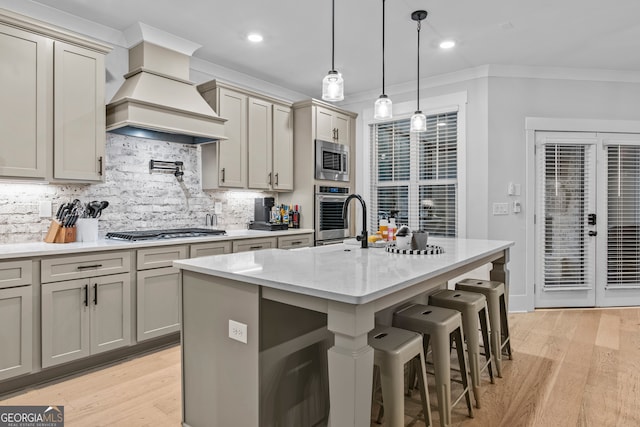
[314,185,350,245]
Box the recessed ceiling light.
[439,40,455,49]
[247,33,263,43]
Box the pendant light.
[410,10,428,133]
[373,0,392,120]
[322,0,344,101]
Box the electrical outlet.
[39,201,52,218]
[228,320,247,344]
[214,202,222,214]
[492,202,509,215]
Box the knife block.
[44,221,76,243]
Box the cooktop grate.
[106,228,226,241]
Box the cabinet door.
[53,41,105,181]
[334,112,350,146]
[218,88,247,188]
[0,286,32,381]
[0,24,49,178]
[232,237,278,253]
[137,267,181,341]
[272,104,293,191]
[315,107,335,142]
[190,241,232,258]
[248,97,273,190]
[90,273,131,354]
[41,279,90,368]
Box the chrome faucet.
[342,194,368,249]
[205,213,217,227]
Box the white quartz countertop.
[174,238,514,304]
[0,229,314,259]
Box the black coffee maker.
[249,197,288,231]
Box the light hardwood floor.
[1,308,639,427]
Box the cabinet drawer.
[190,241,232,258]
[41,251,131,283]
[277,234,313,250]
[137,245,188,270]
[232,237,277,253]
[0,260,32,289]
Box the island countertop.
[174,237,514,304]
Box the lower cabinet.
[136,267,181,342]
[190,241,232,258]
[233,237,278,253]
[41,273,131,368]
[277,234,313,249]
[0,285,32,380]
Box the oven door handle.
[316,195,348,203]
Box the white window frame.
[360,92,467,237]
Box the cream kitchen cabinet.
[199,83,248,189]
[0,10,110,182]
[315,106,350,146]
[199,80,293,191]
[41,273,131,368]
[136,246,187,342]
[190,241,232,258]
[0,260,33,381]
[232,237,278,253]
[277,233,313,250]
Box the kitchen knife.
[55,204,64,220]
[69,214,78,227]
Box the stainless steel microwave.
[315,139,349,182]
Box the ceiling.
[31,0,640,98]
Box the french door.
[535,132,640,308]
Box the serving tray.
[385,244,444,255]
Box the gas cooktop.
[106,228,226,241]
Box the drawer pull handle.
[291,241,303,245]
[77,264,103,270]
[249,246,262,250]
[93,283,98,305]
[84,284,88,307]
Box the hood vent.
[106,24,226,144]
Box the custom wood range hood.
[106,23,227,144]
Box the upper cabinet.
[198,80,293,191]
[315,106,350,147]
[0,10,111,183]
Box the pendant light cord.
[382,0,386,95]
[331,0,335,71]
[416,19,421,111]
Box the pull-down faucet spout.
[342,194,368,249]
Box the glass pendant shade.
[374,95,392,120]
[410,111,427,133]
[322,70,344,102]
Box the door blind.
[607,145,640,288]
[370,112,457,235]
[538,143,594,289]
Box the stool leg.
[415,353,433,427]
[372,365,384,424]
[486,297,503,377]
[453,327,474,419]
[479,306,495,384]
[378,358,405,427]
[500,296,513,360]
[461,313,482,408]
[431,336,453,427]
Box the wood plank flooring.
[1,308,639,426]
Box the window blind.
[607,145,640,287]
[539,143,594,289]
[370,112,457,236]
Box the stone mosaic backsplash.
[0,133,272,244]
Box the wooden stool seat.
[393,305,473,427]
[368,326,433,426]
[429,289,495,409]
[456,278,513,377]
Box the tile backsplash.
[0,133,273,244]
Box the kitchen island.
[174,238,513,427]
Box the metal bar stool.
[368,325,433,427]
[455,278,512,377]
[393,305,473,427]
[428,289,494,409]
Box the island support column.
[490,247,510,309]
[326,301,375,427]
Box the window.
[369,111,458,236]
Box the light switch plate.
[228,319,247,344]
[39,201,52,217]
[492,202,509,215]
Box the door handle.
[588,230,597,236]
[221,168,226,183]
[84,284,88,307]
[98,156,103,176]
[275,173,279,186]
[93,283,98,305]
[268,172,272,185]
